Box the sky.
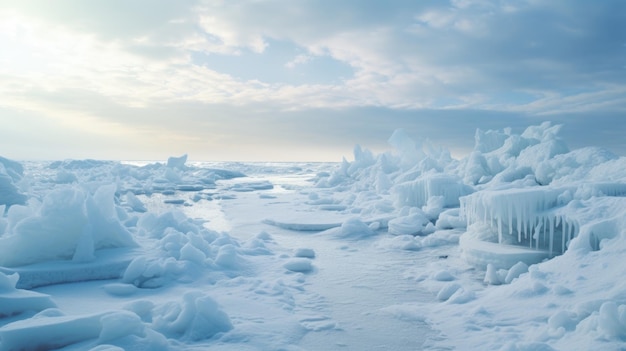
[1,0,625,162]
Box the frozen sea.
[2,123,626,350]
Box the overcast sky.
[1,0,625,162]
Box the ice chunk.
[284,258,314,273]
[388,211,430,236]
[0,312,105,350]
[432,270,455,281]
[474,128,509,153]
[0,156,24,181]
[0,271,19,291]
[395,174,472,208]
[462,151,491,185]
[459,231,550,270]
[446,288,475,304]
[598,301,626,339]
[294,248,316,259]
[0,272,56,317]
[10,248,137,289]
[0,158,27,208]
[263,218,342,231]
[388,129,422,168]
[229,181,274,192]
[338,218,375,239]
[124,191,147,213]
[435,208,465,230]
[98,310,145,343]
[180,242,207,265]
[422,196,445,221]
[0,185,136,267]
[166,154,187,169]
[214,244,240,268]
[548,310,578,331]
[504,261,529,284]
[436,283,462,302]
[152,292,232,341]
[483,264,501,285]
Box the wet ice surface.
[218,185,437,351]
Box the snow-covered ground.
[1,122,626,350]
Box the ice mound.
[0,312,108,351]
[166,154,188,169]
[0,271,56,317]
[0,184,137,267]
[0,308,174,351]
[284,258,314,273]
[388,210,435,236]
[120,209,249,289]
[44,156,245,198]
[151,292,232,341]
[0,156,27,208]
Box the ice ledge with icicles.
[459,182,626,268]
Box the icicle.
[524,203,530,242]
[527,200,533,241]
[561,217,566,254]
[534,221,543,249]
[549,216,554,256]
[537,215,548,248]
[508,201,513,235]
[519,203,525,243]
[483,199,488,223]
[516,202,522,240]
[498,216,503,244]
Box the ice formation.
[0,185,137,267]
[1,122,626,350]
[394,174,472,208]
[0,271,56,317]
[0,157,26,209]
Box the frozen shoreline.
[2,123,626,350]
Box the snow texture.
[2,122,626,350]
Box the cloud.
[0,0,624,161]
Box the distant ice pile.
[313,121,626,269]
